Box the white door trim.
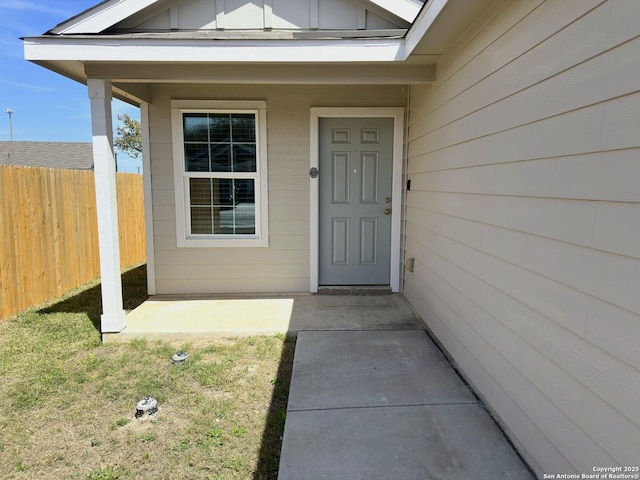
[310,107,404,293]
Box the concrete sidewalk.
[278,330,534,480]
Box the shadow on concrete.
[252,333,296,479]
[38,264,148,333]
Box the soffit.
[408,0,495,56]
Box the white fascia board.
[363,0,422,23]
[404,0,449,57]
[51,0,163,34]
[24,37,406,63]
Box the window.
[172,101,268,247]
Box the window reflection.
[184,113,257,173]
[189,178,256,235]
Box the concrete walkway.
[277,307,534,479]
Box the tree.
[114,113,142,159]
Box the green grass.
[0,265,295,480]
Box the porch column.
[87,78,126,333]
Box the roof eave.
[24,35,408,64]
[404,0,449,57]
[49,0,162,35]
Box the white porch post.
[88,78,126,333]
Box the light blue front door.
[319,117,393,285]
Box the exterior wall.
[149,84,406,294]
[405,0,640,475]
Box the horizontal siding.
[149,84,405,294]
[416,38,640,153]
[153,234,309,251]
[407,150,640,202]
[405,0,640,475]
[155,278,307,294]
[155,264,309,280]
[406,208,640,315]
[404,228,640,430]
[153,249,309,266]
[410,1,612,140]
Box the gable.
[116,0,410,31]
[51,0,419,34]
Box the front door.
[319,117,394,285]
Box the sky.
[0,0,142,173]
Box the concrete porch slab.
[104,293,423,342]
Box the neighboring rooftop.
[0,141,94,170]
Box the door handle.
[384,208,391,215]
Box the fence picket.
[0,165,146,320]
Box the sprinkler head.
[172,350,189,364]
[135,397,158,419]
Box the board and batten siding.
[405,0,640,475]
[148,84,406,294]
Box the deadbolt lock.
[385,197,391,203]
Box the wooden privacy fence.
[0,165,146,320]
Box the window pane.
[191,207,212,234]
[210,144,232,172]
[232,144,256,172]
[184,114,209,142]
[185,143,210,172]
[231,114,256,142]
[189,178,211,205]
[212,178,235,234]
[209,114,231,142]
[232,179,256,234]
[189,178,255,235]
[212,178,234,206]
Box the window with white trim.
[172,101,268,247]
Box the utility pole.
[6,108,14,141]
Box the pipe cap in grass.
[172,350,189,364]
[136,397,158,419]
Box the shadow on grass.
[37,264,296,478]
[254,334,296,480]
[38,264,149,333]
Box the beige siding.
[149,84,406,294]
[405,0,640,475]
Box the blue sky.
[0,0,142,173]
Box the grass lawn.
[0,265,295,480]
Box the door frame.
[310,107,405,293]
